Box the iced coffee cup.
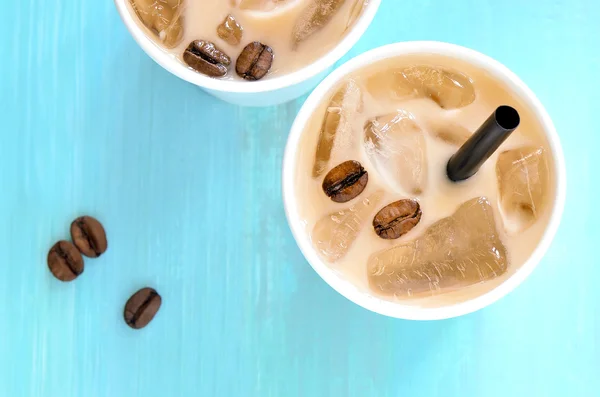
[114,0,381,106]
[282,42,566,320]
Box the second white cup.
[113,0,381,106]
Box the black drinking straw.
[446,105,520,182]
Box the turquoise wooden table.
[1,1,598,396]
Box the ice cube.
[238,0,290,11]
[238,0,264,8]
[365,69,413,103]
[431,122,472,146]
[217,14,243,45]
[312,191,383,262]
[366,65,476,109]
[292,0,346,48]
[343,0,367,32]
[364,110,428,195]
[496,146,550,233]
[312,79,363,177]
[368,197,508,297]
[129,0,184,48]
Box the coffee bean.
[47,241,84,282]
[373,199,422,239]
[183,40,231,77]
[236,41,273,81]
[124,288,162,329]
[322,160,368,203]
[70,216,108,258]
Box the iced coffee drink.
[293,54,555,303]
[127,0,370,80]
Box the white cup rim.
[113,0,381,94]
[282,41,567,320]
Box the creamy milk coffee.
[293,54,555,304]
[127,0,368,80]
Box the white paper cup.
[113,0,381,106]
[282,42,567,320]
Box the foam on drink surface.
[295,55,555,305]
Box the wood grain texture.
[0,0,598,396]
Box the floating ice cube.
[366,65,476,109]
[343,0,367,32]
[431,122,472,146]
[364,110,428,195]
[496,146,550,233]
[238,0,291,11]
[312,79,363,177]
[238,0,266,8]
[368,197,508,297]
[312,191,383,262]
[130,0,184,48]
[365,68,413,102]
[292,0,346,48]
[217,14,243,45]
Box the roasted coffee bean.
[47,241,84,282]
[236,41,273,81]
[322,160,368,203]
[373,199,422,239]
[183,40,231,77]
[124,288,162,329]
[70,216,108,258]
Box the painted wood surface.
[1,0,598,396]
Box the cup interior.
[282,42,566,320]
[113,0,381,94]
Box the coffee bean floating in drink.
[70,216,108,258]
[322,160,368,203]
[124,287,162,330]
[183,40,231,77]
[129,0,368,80]
[236,41,274,81]
[373,199,422,240]
[47,240,84,282]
